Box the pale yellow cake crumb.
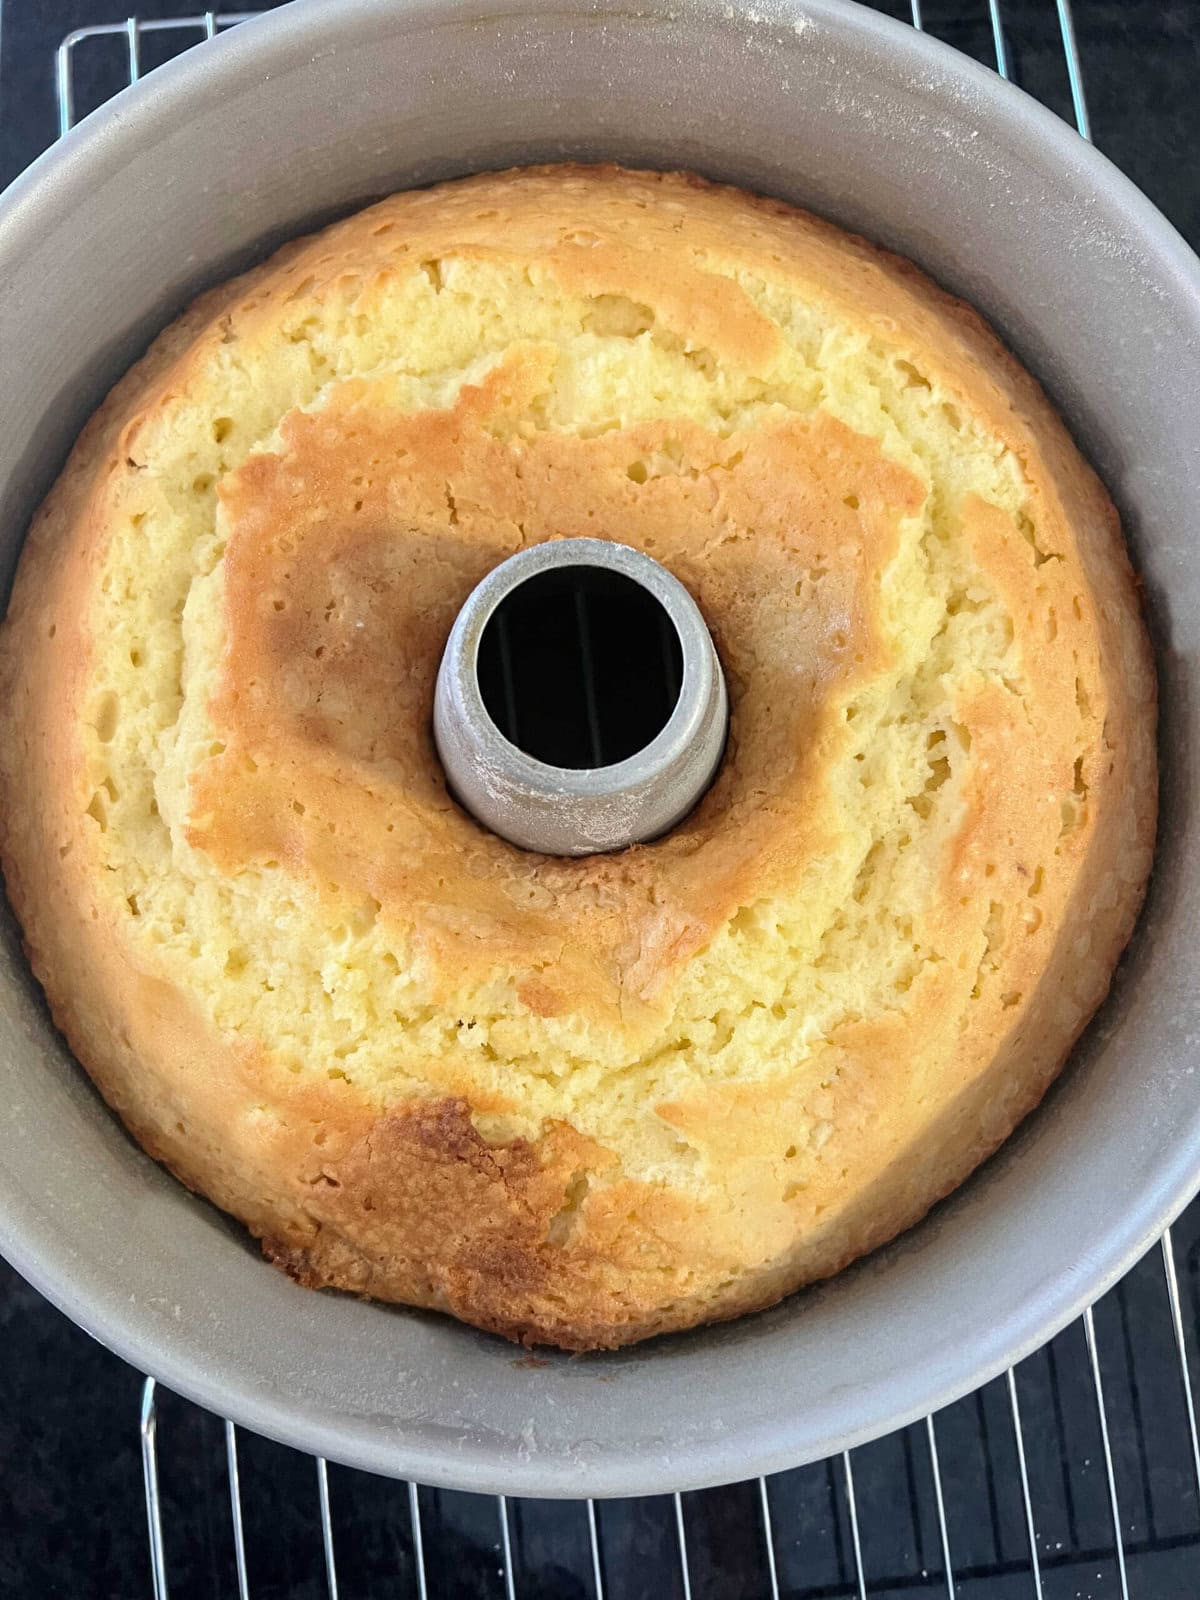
[0,167,1155,1347]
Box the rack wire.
[45,8,1200,1600]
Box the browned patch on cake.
[186,357,916,1028]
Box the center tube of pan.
[433,539,728,855]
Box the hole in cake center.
[476,564,683,769]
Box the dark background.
[2,2,1200,1597]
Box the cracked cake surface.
[0,166,1155,1348]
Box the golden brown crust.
[0,166,1156,1349]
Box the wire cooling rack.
[14,5,1200,1598]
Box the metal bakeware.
[1,0,1198,1506]
[433,539,728,854]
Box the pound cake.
[0,166,1156,1348]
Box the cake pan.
[0,0,1197,1499]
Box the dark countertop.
[2,3,1199,1597]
